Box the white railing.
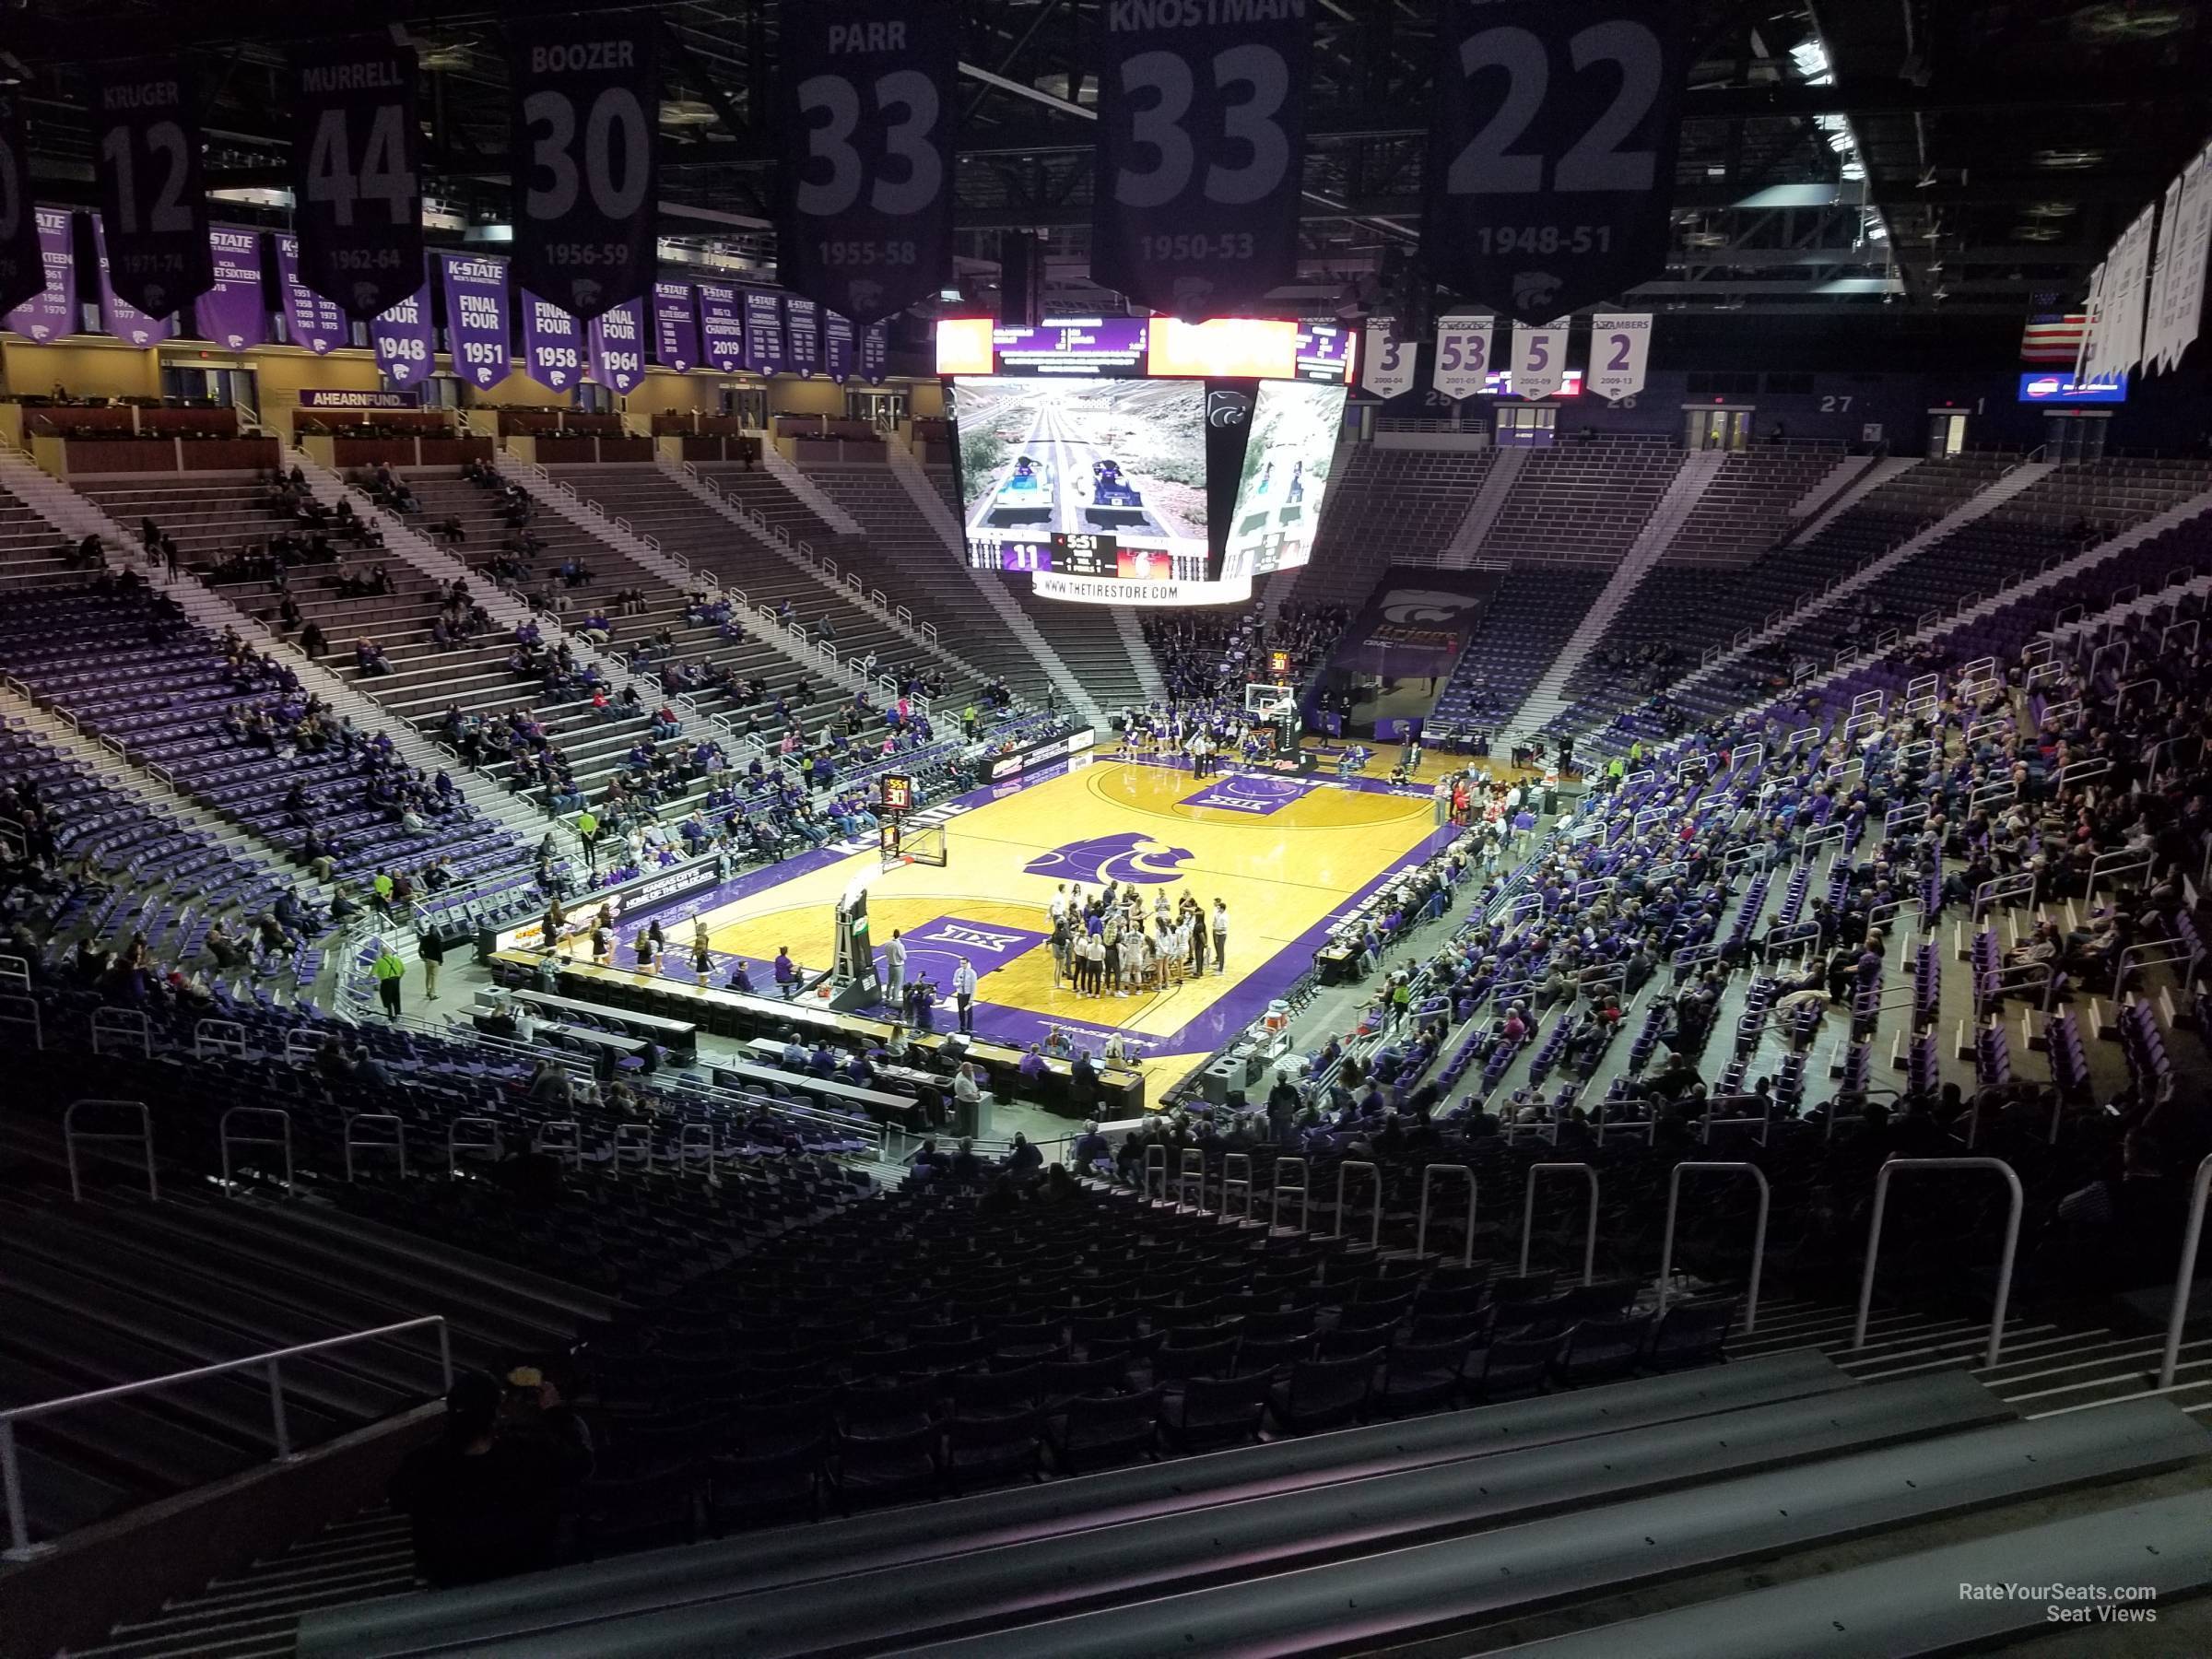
[64,1098,156,1201]
[1416,1163,1476,1265]
[1656,1161,1769,1330]
[0,1315,454,1560]
[1519,1162,1599,1283]
[2158,1154,2212,1390]
[1852,1156,2022,1369]
[1333,1159,1381,1248]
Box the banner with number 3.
[1361,321,1418,398]
[1431,316,1496,401]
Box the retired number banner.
[1091,0,1312,316]
[1423,0,1685,320]
[1431,316,1495,400]
[91,60,214,317]
[0,91,43,322]
[508,12,657,321]
[1585,312,1651,401]
[777,0,955,327]
[290,35,422,318]
[1359,321,1418,398]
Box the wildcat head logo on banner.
[92,60,214,317]
[777,0,955,327]
[1090,0,1312,317]
[0,93,45,323]
[507,11,657,321]
[290,34,422,319]
[1585,312,1651,401]
[1431,316,1494,400]
[1360,320,1418,399]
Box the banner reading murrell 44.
[290,34,423,319]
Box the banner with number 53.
[1431,316,1496,401]
[1586,312,1652,401]
[290,35,422,319]
[1423,0,1685,321]
[1091,2,1312,317]
[508,12,658,322]
[778,0,955,327]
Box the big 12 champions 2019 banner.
[290,34,423,319]
[1091,0,1312,316]
[1422,0,1685,321]
[777,0,956,328]
[507,11,657,321]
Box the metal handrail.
[1656,1161,1769,1330]
[1177,1147,1206,1212]
[218,1107,294,1197]
[0,1315,453,1560]
[343,1113,408,1182]
[1142,1143,1169,1204]
[1334,1159,1380,1249]
[1416,1163,1476,1265]
[2157,1154,2212,1390]
[1270,1154,1309,1231]
[1852,1156,2022,1369]
[64,1099,156,1202]
[1519,1161,1598,1283]
[1220,1152,1253,1221]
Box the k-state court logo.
[1023,832,1193,886]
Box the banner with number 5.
[1511,318,1570,399]
[508,12,658,322]
[290,35,422,319]
[1586,312,1652,401]
[1431,316,1496,401]
[1423,0,1685,321]
[1360,321,1418,399]
[778,0,955,327]
[1091,2,1312,316]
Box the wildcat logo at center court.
[1024,832,1193,886]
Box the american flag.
[2020,313,2088,364]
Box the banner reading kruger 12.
[92,59,214,316]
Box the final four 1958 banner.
[1090,0,1312,316]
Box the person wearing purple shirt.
[773,947,796,998]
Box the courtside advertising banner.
[1090,0,1312,316]
[652,279,699,371]
[1423,0,1686,320]
[1511,317,1570,399]
[776,0,957,327]
[91,214,174,347]
[370,281,434,387]
[196,227,270,349]
[521,288,584,390]
[92,60,214,317]
[440,251,512,390]
[697,280,746,372]
[5,207,78,343]
[1360,320,1418,398]
[0,94,44,323]
[825,312,855,382]
[1431,316,1495,400]
[507,11,658,320]
[276,234,347,353]
[744,289,786,375]
[289,33,423,318]
[588,294,647,393]
[1585,312,1652,401]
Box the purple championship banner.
[775,0,956,328]
[439,251,512,390]
[588,294,647,393]
[652,279,699,371]
[92,60,214,317]
[289,34,423,318]
[0,95,44,322]
[743,289,785,374]
[5,207,79,343]
[370,282,433,386]
[506,11,657,321]
[824,312,854,382]
[698,280,745,372]
[862,321,888,382]
[520,288,583,390]
[782,296,822,377]
[276,234,348,353]
[91,215,174,347]
[196,227,269,350]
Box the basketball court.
[676,754,1453,1094]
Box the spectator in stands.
[371,943,406,1018]
[417,929,446,1001]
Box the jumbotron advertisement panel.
[941,316,1349,606]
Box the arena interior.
[5,1,2212,1653]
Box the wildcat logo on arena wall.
[1380,589,1481,625]
[1024,832,1193,886]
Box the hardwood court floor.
[693,757,1441,1088]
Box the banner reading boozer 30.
[506,11,657,321]
[289,34,423,319]
[1091,0,1312,317]
[777,0,956,328]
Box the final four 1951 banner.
[1422,0,1685,321]
[92,60,214,317]
[1090,0,1312,316]
[507,11,657,321]
[289,34,423,319]
[440,251,512,390]
[777,0,956,328]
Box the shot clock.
[880,773,913,814]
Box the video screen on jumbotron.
[952,377,1209,579]
[1219,380,1347,582]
